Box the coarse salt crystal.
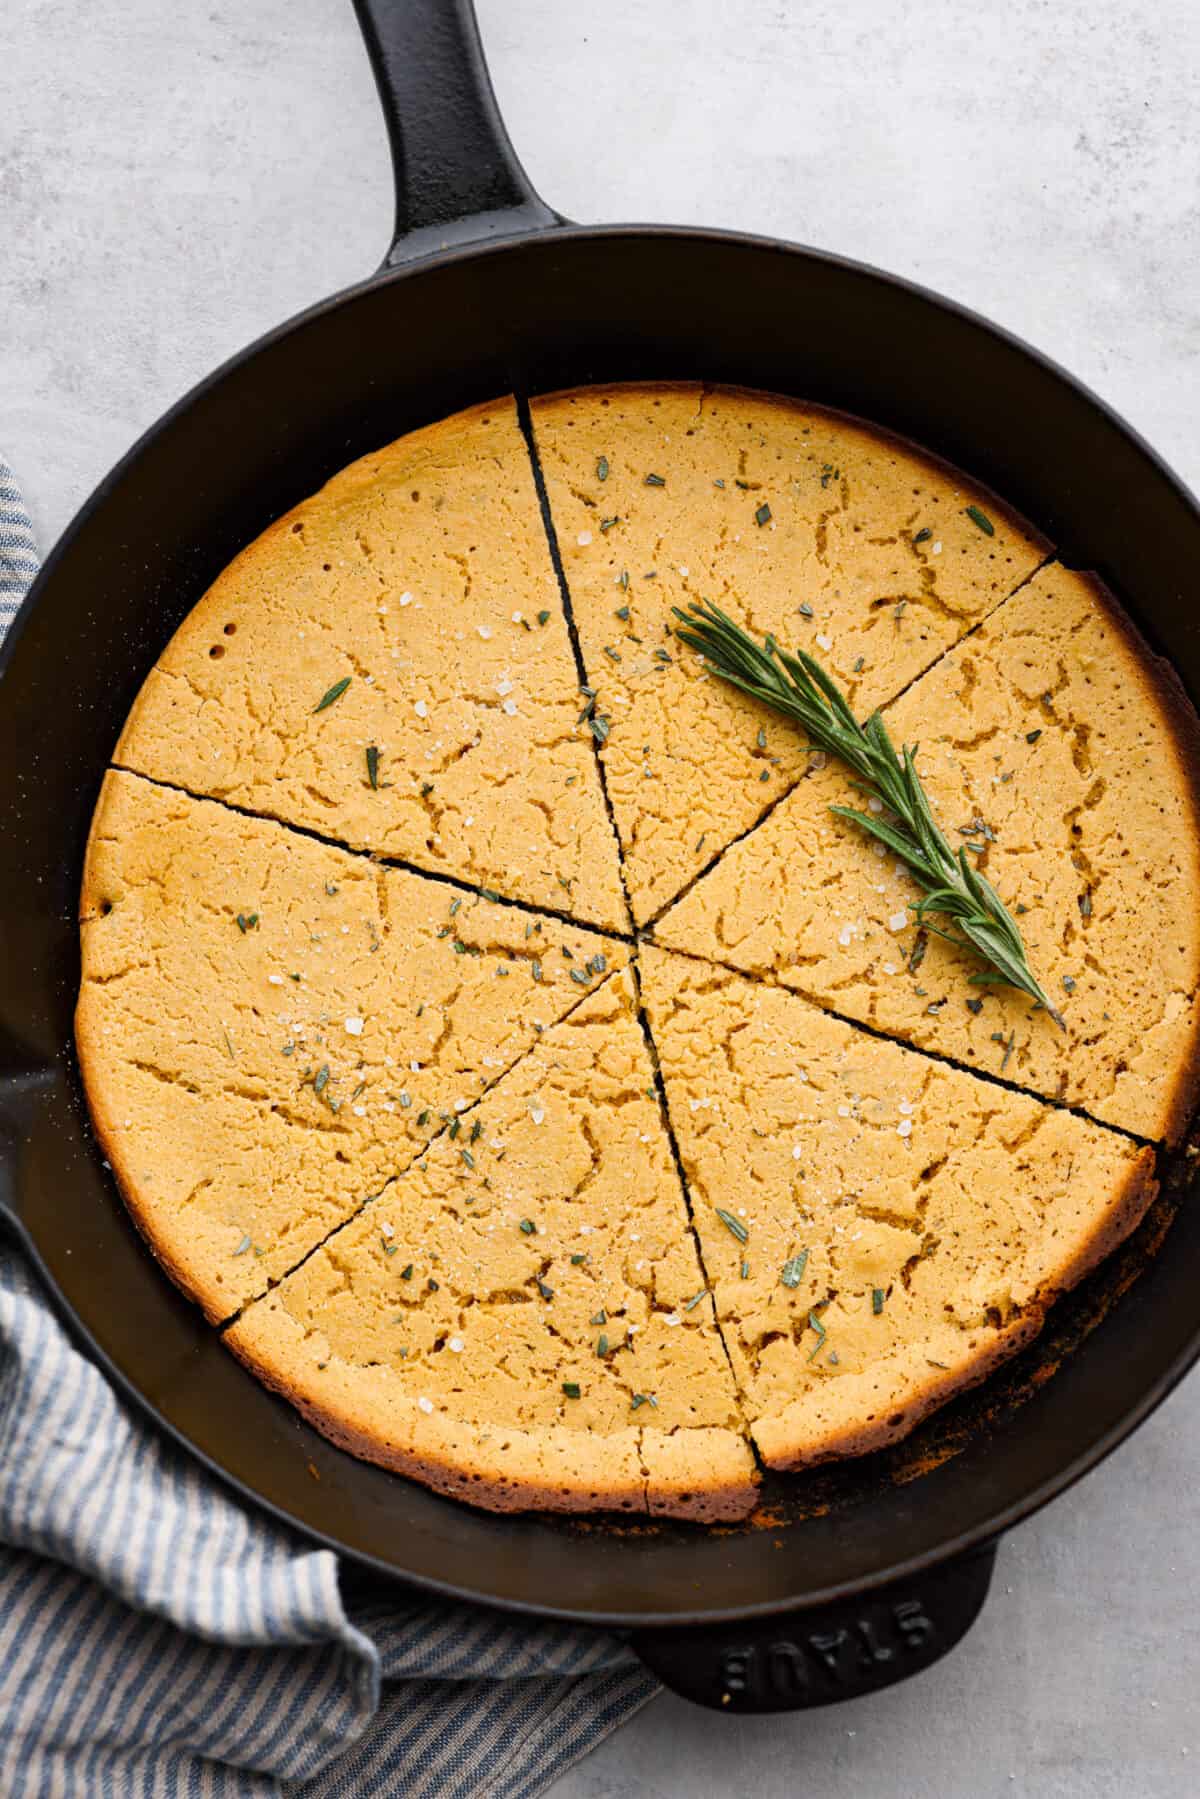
[502,699,518,715]
[838,924,854,947]
[932,541,943,555]
[352,1104,366,1118]
[381,1221,394,1238]
[414,700,428,718]
[898,1118,913,1138]
[664,1315,681,1327]
[399,591,413,606]
[448,1337,464,1353]
[417,1396,434,1414]
[577,530,592,546]
[816,632,833,651]
[268,974,284,985]
[837,1104,851,1118]
[888,911,909,932]
[530,1105,545,1125]
[883,962,896,976]
[477,625,492,640]
[868,796,883,814]
[899,1099,914,1115]
[496,678,513,696]
[792,1145,804,1161]
[344,1016,364,1035]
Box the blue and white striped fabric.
[0,460,657,1796]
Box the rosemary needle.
[672,599,1061,1024]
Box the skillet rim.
[4,218,1200,1627]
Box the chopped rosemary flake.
[366,744,380,789]
[313,1065,330,1096]
[596,455,609,481]
[630,1393,658,1410]
[1078,891,1092,919]
[780,1250,809,1289]
[537,1279,554,1301]
[615,605,631,620]
[912,527,932,545]
[313,676,351,713]
[740,1259,750,1279]
[600,516,620,532]
[965,504,995,536]
[596,1333,610,1357]
[470,1118,483,1142]
[235,912,259,934]
[683,1289,707,1311]
[755,502,772,527]
[448,1119,460,1140]
[569,968,590,986]
[644,472,666,487]
[417,1109,430,1126]
[449,897,461,916]
[756,727,767,750]
[872,1287,886,1315]
[618,568,630,591]
[966,996,983,1014]
[590,715,611,745]
[806,1308,828,1359]
[570,1253,588,1265]
[603,644,622,662]
[399,1091,411,1108]
[714,478,726,488]
[1062,974,1076,992]
[587,953,606,975]
[798,601,814,619]
[537,609,551,626]
[519,1219,537,1235]
[383,1239,398,1256]
[715,1208,749,1244]
[531,960,543,982]
[232,1234,252,1256]
[853,656,865,673]
[590,1310,607,1326]
[562,1381,582,1399]
[460,1148,474,1168]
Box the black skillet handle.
[351,0,565,268]
[631,1541,997,1712]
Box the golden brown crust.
[80,389,1189,1517]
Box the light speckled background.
[3,2,1199,1793]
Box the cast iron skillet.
[2,0,1199,1713]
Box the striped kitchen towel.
[0,458,657,1797]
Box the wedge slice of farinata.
[114,399,627,930]
[530,382,1048,924]
[78,771,630,1319]
[226,972,757,1520]
[641,947,1156,1470]
[655,565,1200,1142]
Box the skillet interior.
[2,228,1200,1625]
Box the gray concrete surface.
[3,1,1199,1793]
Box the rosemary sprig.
[672,599,1061,1025]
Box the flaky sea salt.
[414,699,428,718]
[888,911,909,932]
[344,1016,364,1035]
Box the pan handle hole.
[209,644,225,659]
